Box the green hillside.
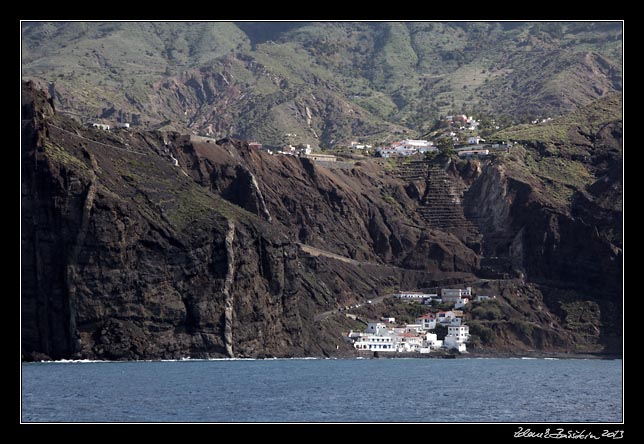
[21,21,622,148]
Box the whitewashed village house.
[353,335,396,352]
[467,136,485,145]
[454,296,470,309]
[423,332,443,350]
[366,322,389,335]
[476,295,496,302]
[435,310,457,324]
[91,123,110,131]
[443,325,470,352]
[346,286,480,354]
[394,291,435,301]
[376,139,437,158]
[415,314,437,331]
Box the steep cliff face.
[21,82,312,360]
[459,111,622,353]
[173,136,480,272]
[21,82,479,361]
[21,82,622,360]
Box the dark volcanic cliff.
[21,82,476,360]
[21,82,622,360]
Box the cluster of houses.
[222,110,513,162]
[350,141,373,151]
[445,114,480,131]
[90,122,130,131]
[376,139,437,158]
[344,287,496,354]
[249,142,312,156]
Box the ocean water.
[21,358,622,423]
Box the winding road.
[298,242,494,322]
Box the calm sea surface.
[21,358,622,423]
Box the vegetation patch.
[469,300,505,321]
[44,141,92,176]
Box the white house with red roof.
[415,313,437,330]
[395,332,423,352]
[436,310,458,324]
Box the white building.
[295,144,312,155]
[377,146,417,158]
[415,314,437,330]
[381,317,396,324]
[441,288,472,304]
[443,324,469,352]
[366,322,389,336]
[351,142,372,150]
[443,335,467,352]
[390,326,407,335]
[436,311,457,324]
[454,297,469,309]
[421,295,442,305]
[476,295,496,302]
[467,136,485,145]
[92,123,110,131]
[394,291,434,300]
[353,334,396,352]
[395,139,434,149]
[404,324,424,334]
[377,139,437,158]
[448,325,470,342]
[423,332,443,350]
[394,333,423,352]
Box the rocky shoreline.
[22,350,622,363]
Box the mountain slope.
[22,21,622,148]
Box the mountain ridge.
[22,21,622,148]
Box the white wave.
[520,357,537,360]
